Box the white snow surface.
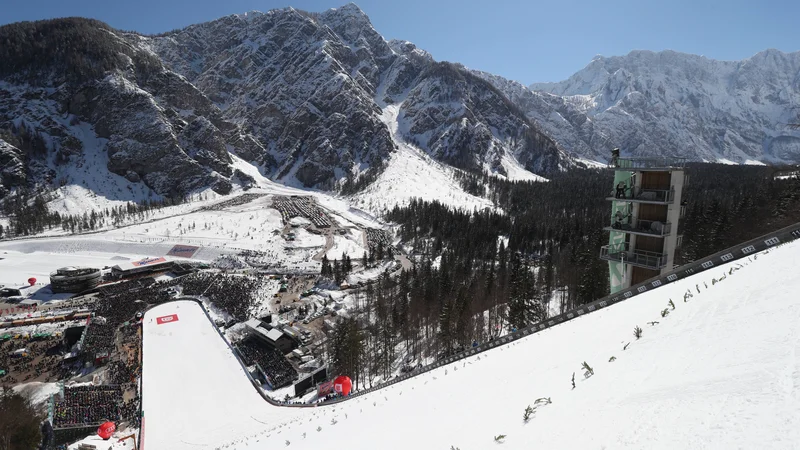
[325,229,366,259]
[141,300,303,450]
[67,434,136,450]
[352,105,495,215]
[499,152,548,182]
[12,381,60,407]
[140,237,800,449]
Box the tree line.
[0,190,191,239]
[0,17,161,85]
[328,164,800,387]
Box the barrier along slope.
[141,221,800,417]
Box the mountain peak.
[232,10,265,22]
[321,3,370,21]
[523,49,800,164]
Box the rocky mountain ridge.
[0,4,567,202]
[524,49,800,163]
[2,5,797,205]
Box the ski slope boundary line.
[137,221,800,422]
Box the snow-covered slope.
[141,300,304,450]
[140,234,800,449]
[527,50,800,163]
[351,104,495,215]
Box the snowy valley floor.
[140,240,800,449]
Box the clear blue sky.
[2,0,798,83]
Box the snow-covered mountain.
[0,4,568,204]
[524,50,800,163]
[5,6,796,206]
[0,18,254,199]
[149,4,567,186]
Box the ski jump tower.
[600,152,687,293]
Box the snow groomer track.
[139,222,800,448]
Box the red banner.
[317,380,335,397]
[156,314,179,325]
[132,257,167,267]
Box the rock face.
[149,5,399,188]
[0,7,564,204]
[524,50,800,163]
[150,4,569,184]
[0,18,253,198]
[2,7,799,203]
[0,4,570,201]
[398,63,567,174]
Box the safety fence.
[292,221,800,405]
[334,221,800,402]
[137,220,800,446]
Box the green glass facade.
[609,171,632,293]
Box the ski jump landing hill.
[141,222,800,449]
[141,300,305,449]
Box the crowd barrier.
[138,221,800,448]
[308,221,800,403]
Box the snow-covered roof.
[244,318,284,343]
[112,256,174,272]
[265,327,283,342]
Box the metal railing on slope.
[315,221,800,405]
[138,220,800,436]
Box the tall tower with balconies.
[600,154,687,293]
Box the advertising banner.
[156,314,179,325]
[317,380,334,397]
[167,245,200,258]
[132,257,167,267]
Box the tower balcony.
[611,156,688,171]
[604,218,672,237]
[606,186,675,204]
[599,243,667,270]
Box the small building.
[50,267,102,293]
[601,155,687,292]
[244,319,297,354]
[773,169,800,180]
[281,326,303,345]
[0,287,22,298]
[110,257,175,279]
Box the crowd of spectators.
[93,278,175,329]
[119,397,141,428]
[45,278,172,430]
[80,321,115,357]
[1,335,67,386]
[54,385,122,427]
[180,273,262,322]
[238,339,297,389]
[273,196,332,227]
[199,193,265,211]
[106,323,140,386]
[365,228,395,256]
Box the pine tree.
[333,259,342,285]
[321,255,332,277]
